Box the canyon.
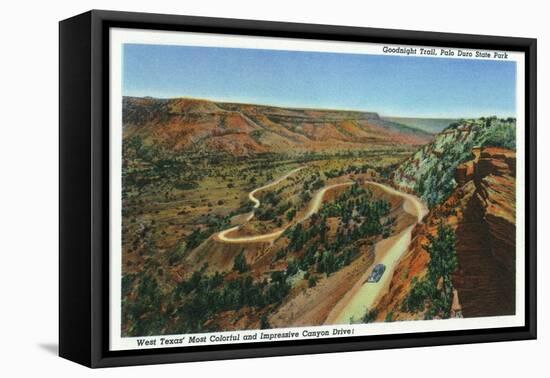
[120,96,518,336]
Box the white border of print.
[109,27,526,351]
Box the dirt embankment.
[182,237,273,278]
[374,147,516,320]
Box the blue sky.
[122,44,516,118]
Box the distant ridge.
[382,116,457,134]
[123,96,434,156]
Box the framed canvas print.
[59,10,537,368]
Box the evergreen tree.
[403,225,458,318]
[233,249,249,273]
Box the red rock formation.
[455,148,481,186]
[375,147,516,320]
[453,147,516,316]
[455,161,475,186]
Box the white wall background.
[0,0,546,375]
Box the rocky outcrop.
[452,147,516,317]
[375,147,516,320]
[454,147,480,186]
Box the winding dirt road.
[247,167,305,210]
[216,167,303,243]
[324,181,428,324]
[216,168,352,243]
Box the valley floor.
[204,166,428,327]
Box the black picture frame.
[59,9,537,368]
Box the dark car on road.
[366,264,386,283]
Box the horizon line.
[123,94,517,120]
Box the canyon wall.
[375,147,516,320]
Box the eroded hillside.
[123,97,433,156]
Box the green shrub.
[362,308,378,323]
[308,275,317,288]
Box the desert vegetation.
[393,117,516,207]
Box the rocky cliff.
[392,118,516,207]
[374,147,516,320]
